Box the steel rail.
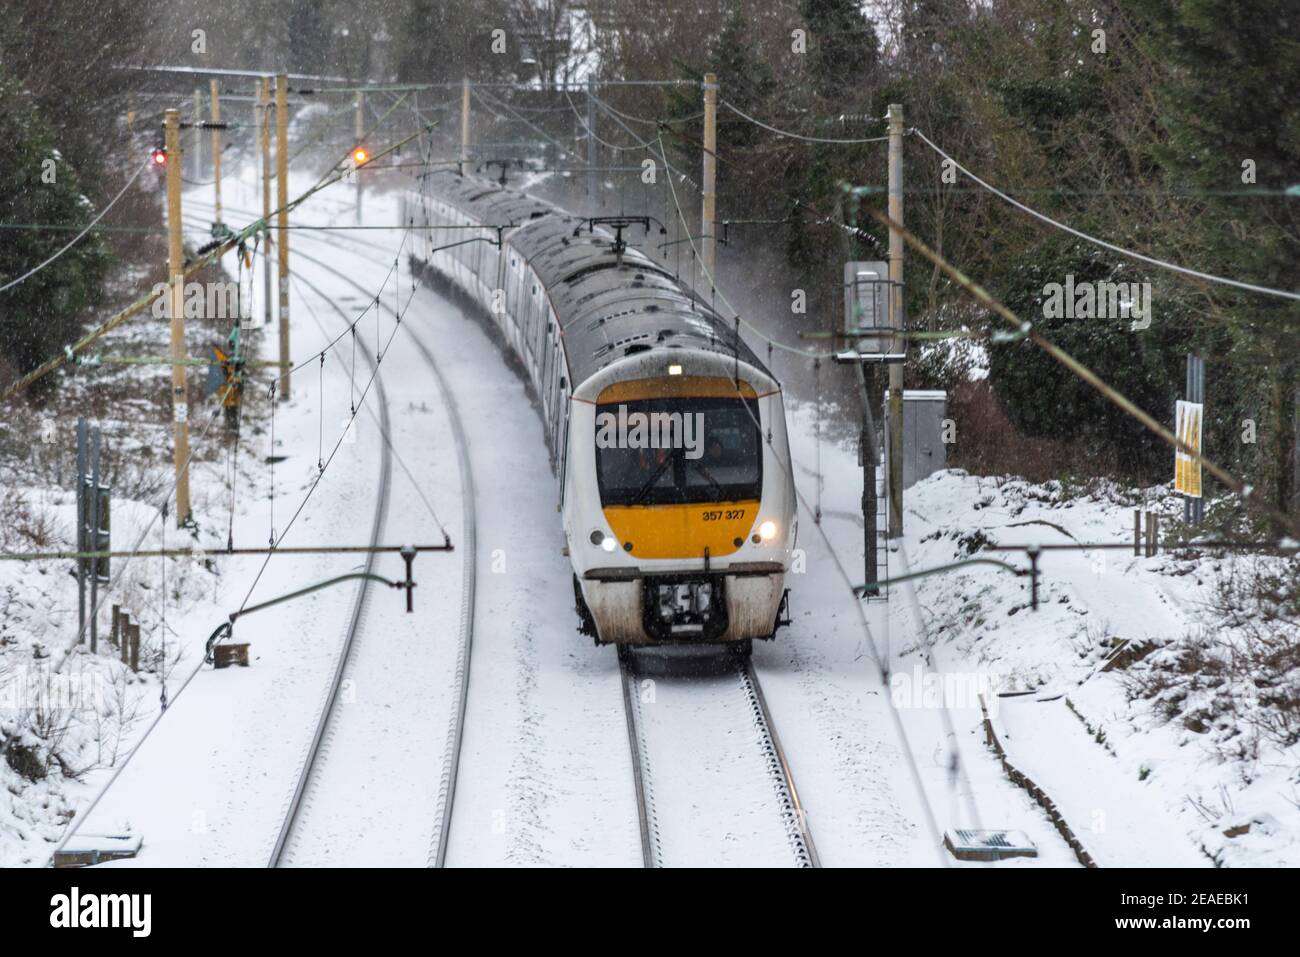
[739,659,820,867]
[267,270,394,867]
[272,235,479,869]
[618,648,660,868]
[617,649,817,868]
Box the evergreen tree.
[710,9,776,133]
[392,0,517,83]
[0,0,149,189]
[899,0,970,69]
[0,72,110,388]
[801,0,879,100]
[1130,0,1300,512]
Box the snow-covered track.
[618,647,662,867]
[618,649,819,868]
[270,238,478,868]
[738,658,820,867]
[197,192,481,866]
[266,271,394,868]
[393,290,478,869]
[265,270,394,867]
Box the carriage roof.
[423,170,767,389]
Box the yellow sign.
[1174,400,1202,498]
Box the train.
[403,171,796,652]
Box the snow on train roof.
[422,170,767,387]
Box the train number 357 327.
[701,509,745,521]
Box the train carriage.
[405,171,797,650]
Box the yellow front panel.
[602,500,760,560]
[597,376,759,403]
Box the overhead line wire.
[910,127,1300,302]
[0,159,151,293]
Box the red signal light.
[150,147,167,166]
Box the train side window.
[542,339,555,432]
[549,340,562,430]
[541,326,553,413]
[525,282,540,358]
[512,268,525,327]
[535,302,550,363]
[557,377,570,504]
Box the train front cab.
[566,351,796,648]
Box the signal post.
[355,92,364,221]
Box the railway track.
[619,648,820,868]
[265,268,392,867]
[260,229,477,868]
[187,201,477,867]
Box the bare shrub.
[947,379,1101,483]
[1123,555,1300,764]
[0,493,64,552]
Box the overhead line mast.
[886,103,905,538]
[276,73,291,397]
[210,79,224,229]
[701,73,718,286]
[163,109,192,526]
[259,76,273,328]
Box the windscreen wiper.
[686,458,724,496]
[629,452,675,506]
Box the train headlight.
[667,363,683,376]
[758,520,778,542]
[591,529,617,552]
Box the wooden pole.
[275,73,291,397]
[700,72,718,285]
[210,79,223,227]
[192,89,202,179]
[886,102,905,538]
[259,76,273,329]
[164,110,192,526]
[459,78,471,173]
[111,603,121,649]
[129,620,140,673]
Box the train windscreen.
[595,397,763,506]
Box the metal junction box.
[884,389,948,491]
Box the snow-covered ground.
[3,150,1294,868]
[874,465,1296,867]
